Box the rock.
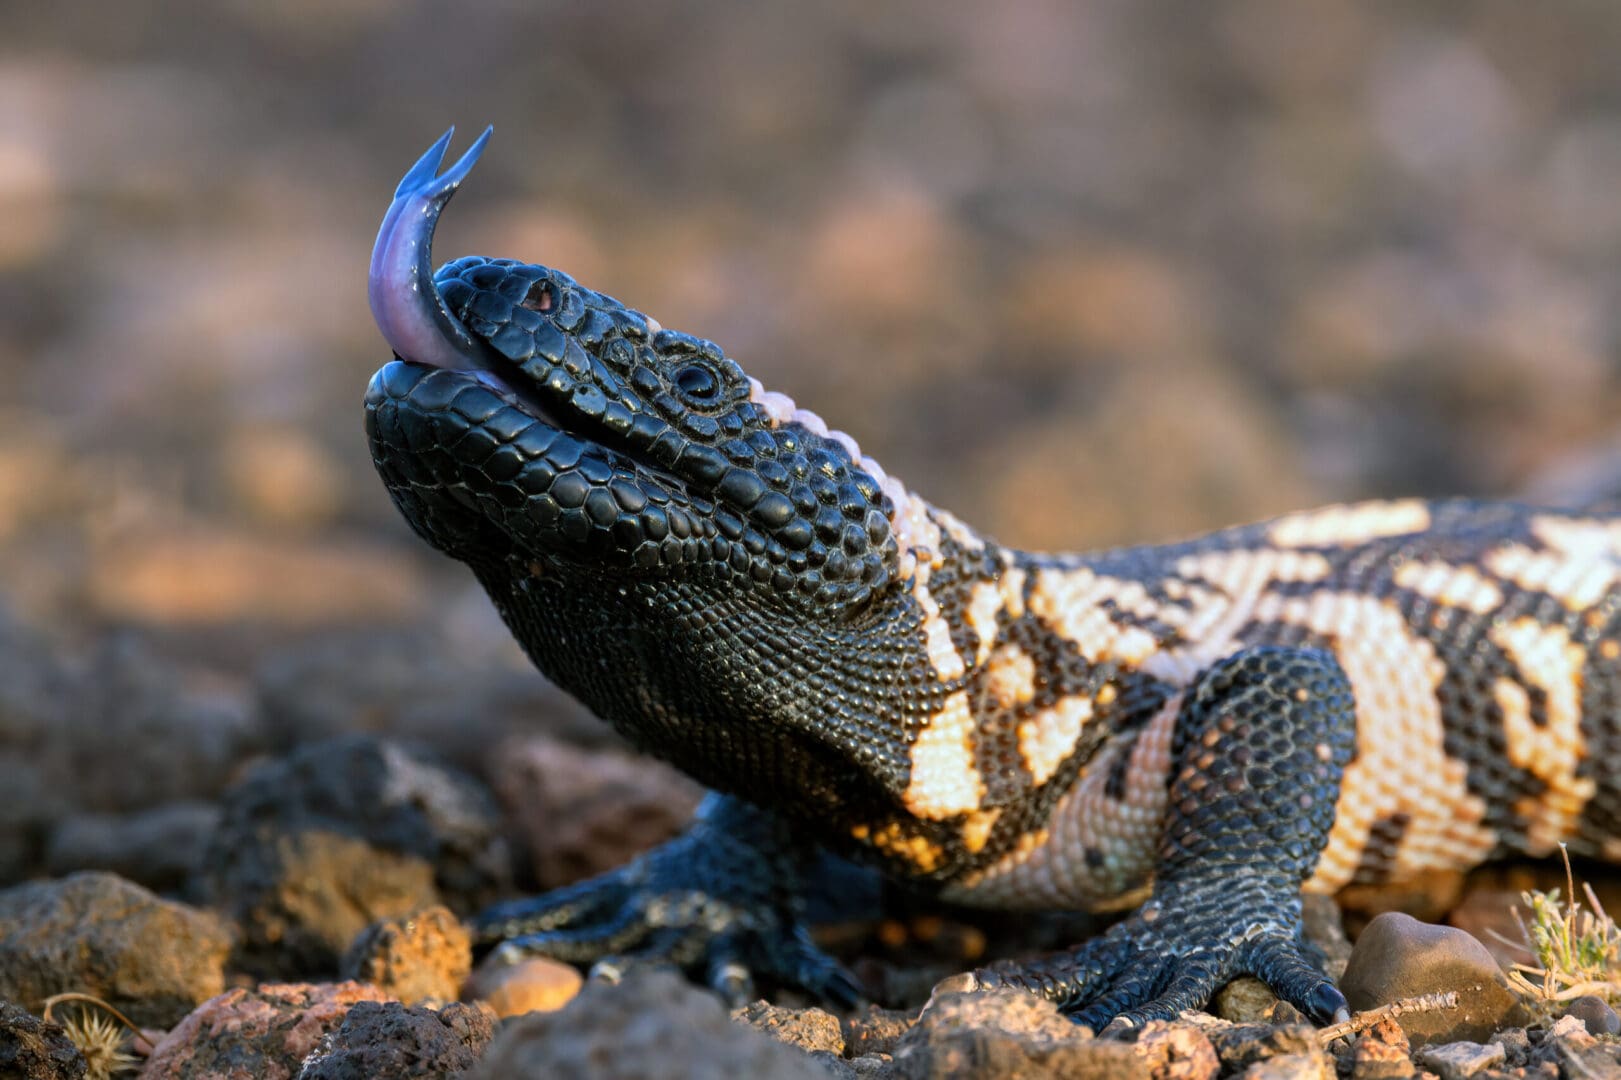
[0,609,77,874]
[1241,1055,1332,1080]
[86,527,427,627]
[462,955,582,1018]
[140,981,390,1080]
[1204,1023,1330,1078]
[340,906,471,1006]
[296,1000,496,1080]
[1348,1017,1414,1080]
[1213,977,1279,1023]
[1133,1021,1219,1080]
[0,872,230,1027]
[1412,1040,1506,1080]
[201,735,509,977]
[44,801,220,896]
[44,633,260,814]
[487,734,702,889]
[1564,994,1621,1036]
[0,1001,87,1080]
[890,989,1146,1079]
[1339,912,1530,1046]
[253,628,605,776]
[1544,1014,1621,1078]
[843,1004,915,1057]
[471,970,828,1079]
[1337,870,1466,929]
[731,1001,844,1055]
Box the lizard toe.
[1239,934,1347,1023]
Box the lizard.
[364,127,1621,1031]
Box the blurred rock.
[1340,912,1529,1047]
[489,733,702,889]
[340,906,471,1007]
[1564,995,1621,1037]
[1204,1023,1330,1079]
[254,627,604,776]
[141,981,391,1080]
[0,1001,87,1080]
[462,955,582,1019]
[731,1000,844,1055]
[1412,1039,1505,1080]
[201,735,509,978]
[220,425,344,530]
[44,801,220,895]
[43,633,260,815]
[296,1000,496,1080]
[0,871,230,1028]
[472,970,826,1079]
[842,1003,915,1058]
[1348,1016,1413,1080]
[1133,1022,1219,1080]
[890,989,1144,1079]
[86,527,427,627]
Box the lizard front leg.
[953,645,1357,1030]
[472,793,862,1007]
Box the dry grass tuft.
[1501,845,1621,1022]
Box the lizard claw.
[952,872,1343,1029]
[470,796,864,1008]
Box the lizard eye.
[674,363,720,402]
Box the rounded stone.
[1564,994,1621,1036]
[1340,912,1530,1046]
[463,955,583,1019]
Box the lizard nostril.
[522,280,555,313]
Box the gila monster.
[364,128,1621,1030]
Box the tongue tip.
[370,127,498,371]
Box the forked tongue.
[369,126,495,370]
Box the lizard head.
[365,128,922,612]
[366,131,1011,851]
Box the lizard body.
[364,130,1621,1028]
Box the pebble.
[463,954,583,1018]
[341,905,472,1006]
[472,970,827,1079]
[1412,1040,1506,1080]
[1564,994,1621,1036]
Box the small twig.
[1317,991,1458,1046]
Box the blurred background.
[3,2,1621,884]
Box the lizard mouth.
[366,128,728,569]
[365,129,909,602]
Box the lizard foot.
[471,795,862,1008]
[955,872,1347,1031]
[959,646,1358,1032]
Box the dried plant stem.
[1317,991,1458,1046]
[39,992,142,1034]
